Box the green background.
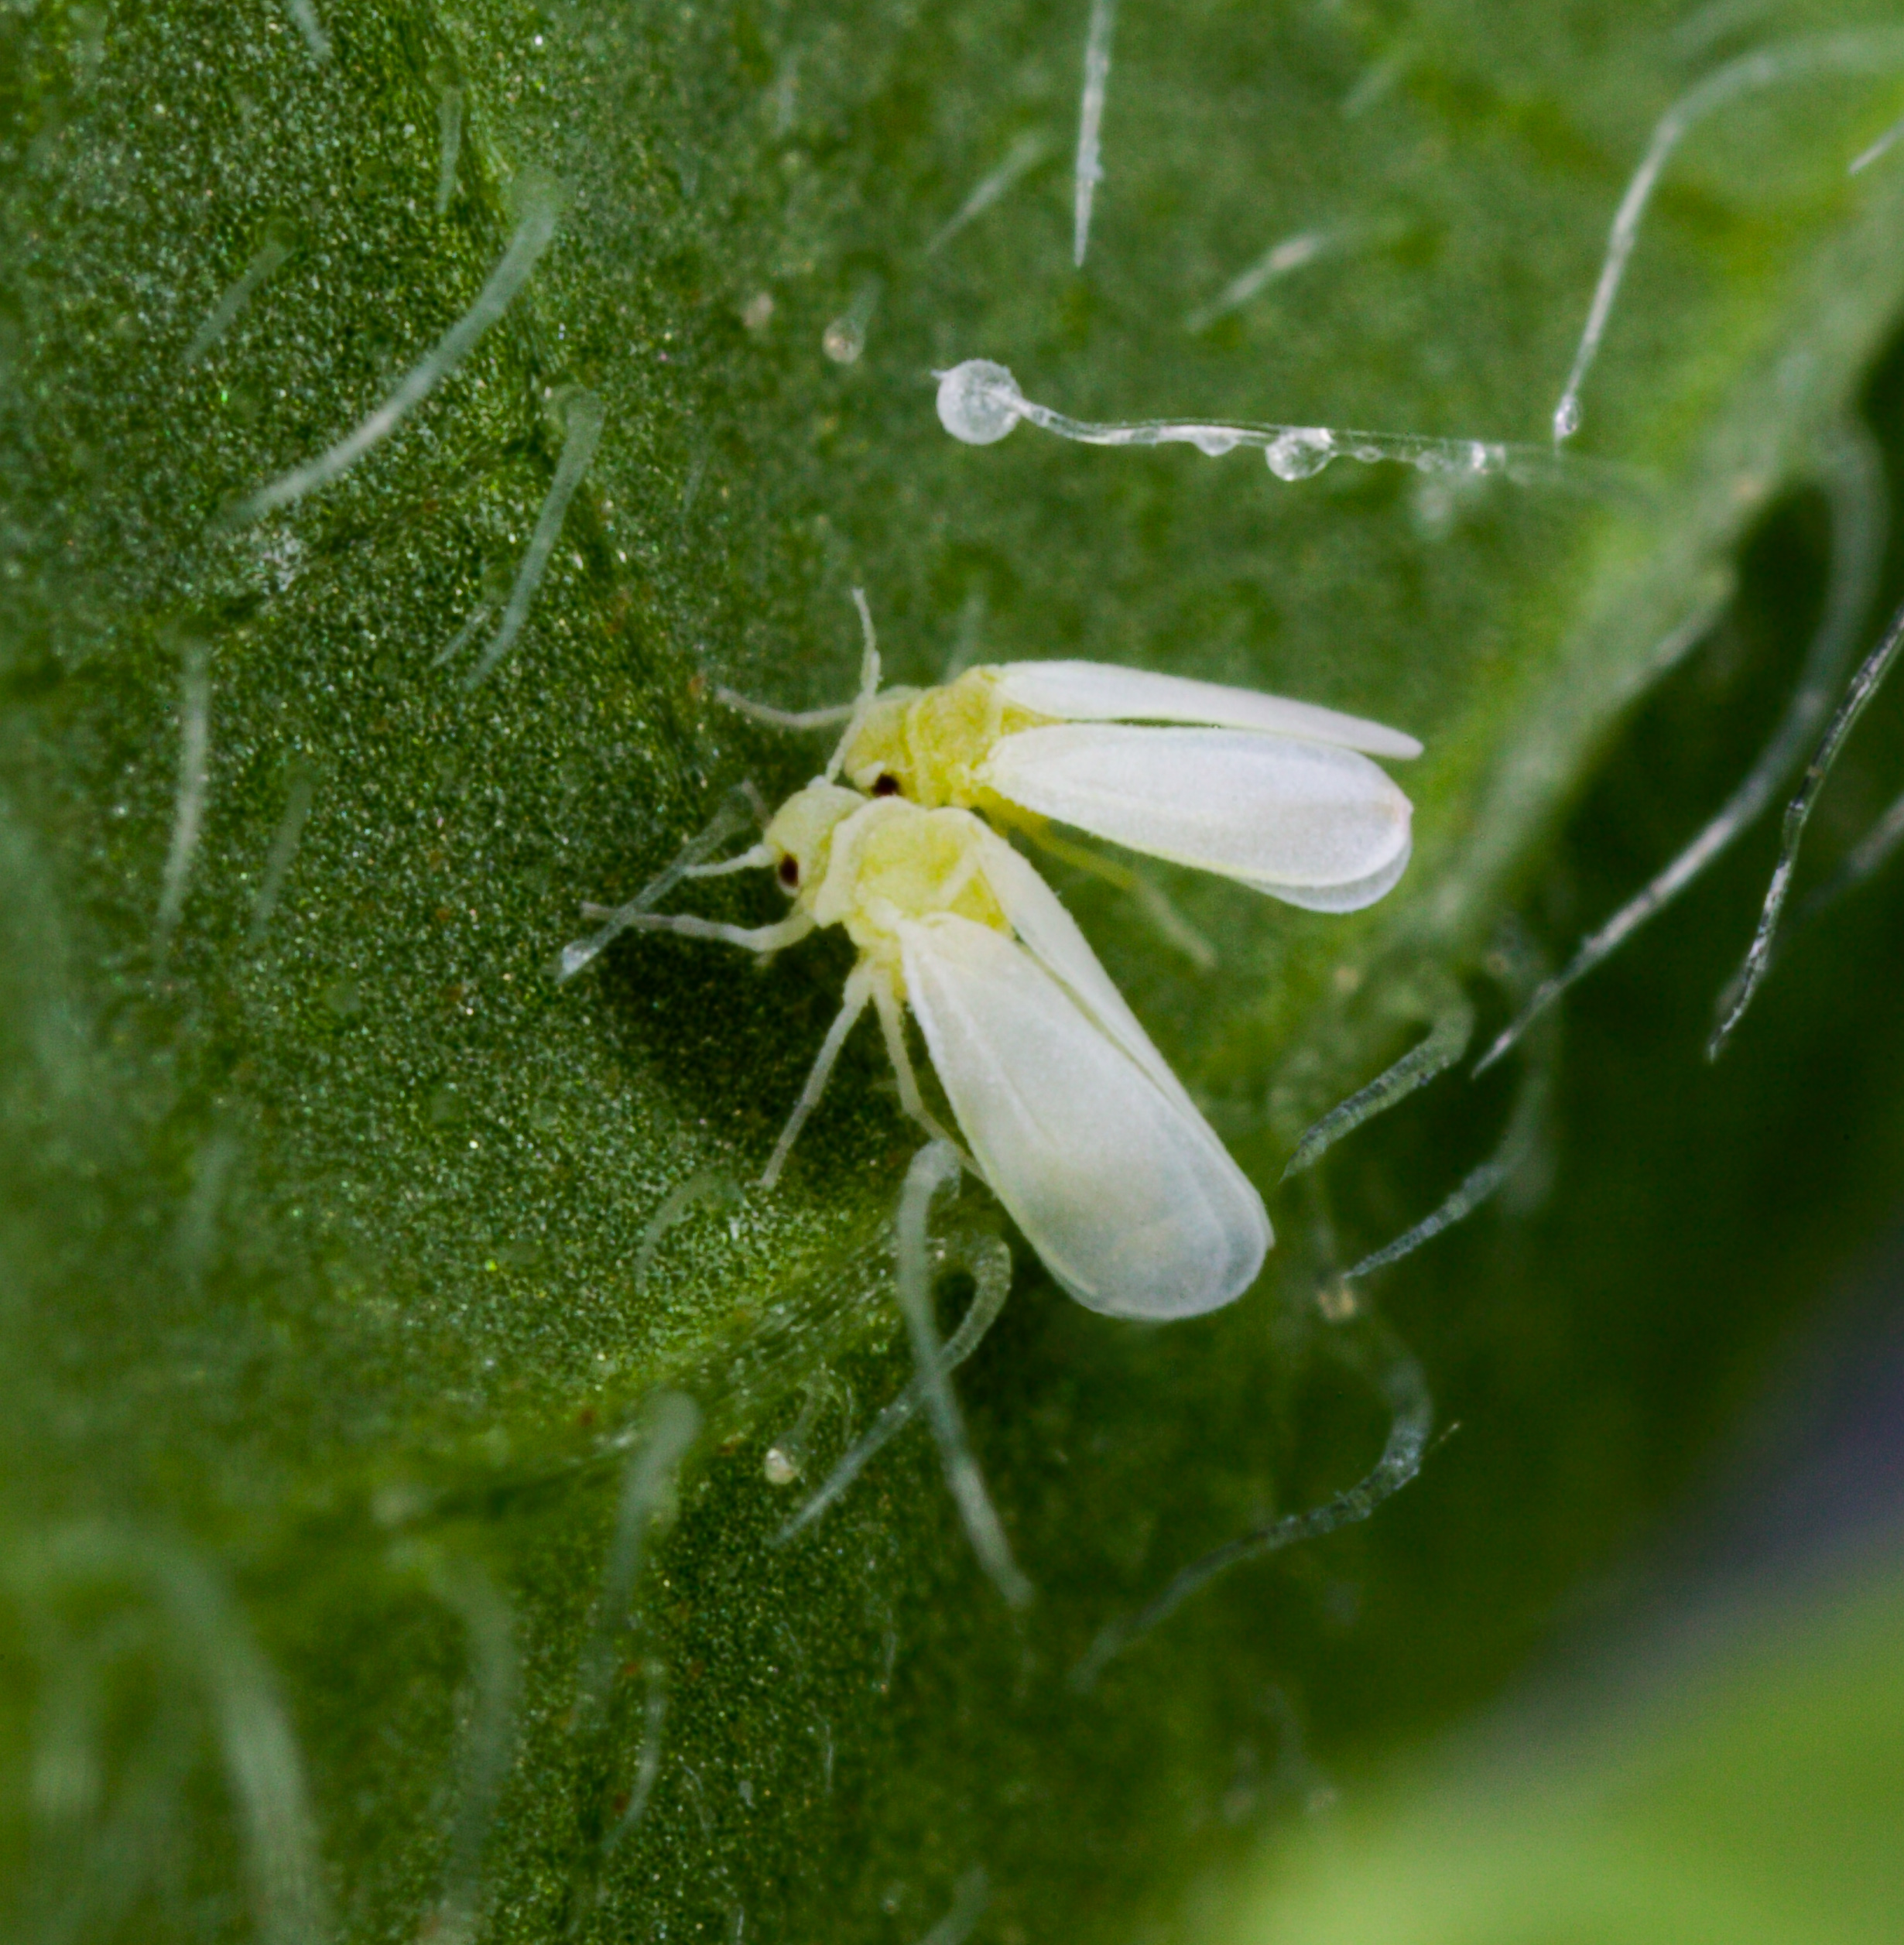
[5,1,1904,1939]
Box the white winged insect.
[567,780,1270,1320]
[721,613,1422,915]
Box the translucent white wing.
[991,660,1423,759]
[981,724,1413,909]
[968,826,1204,1119]
[899,913,1269,1319]
[1255,831,1413,913]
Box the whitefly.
[721,598,1423,917]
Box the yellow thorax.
[838,667,1050,814]
[763,786,1011,987]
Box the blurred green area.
[1224,1555,1904,1945]
[5,1,1904,1940]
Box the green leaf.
[6,1,1904,1938]
[1224,1560,1904,1945]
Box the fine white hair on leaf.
[1071,0,1118,267]
[283,0,330,63]
[1184,228,1344,336]
[234,173,561,520]
[562,1399,693,1930]
[933,358,1593,488]
[183,223,296,367]
[17,1530,333,1945]
[1710,592,1904,1057]
[559,786,762,980]
[1282,996,1476,1182]
[821,279,881,365]
[1553,29,1904,444]
[173,1132,240,1289]
[1850,112,1904,174]
[1670,0,1781,63]
[430,603,492,669]
[573,1392,701,1730]
[157,641,212,950]
[941,584,988,680]
[762,1369,854,1487]
[435,82,465,216]
[420,1556,520,1945]
[632,1168,745,1293]
[600,1663,669,1862]
[248,759,318,945]
[1070,1303,1432,1692]
[926,132,1052,255]
[1799,781,1904,919]
[1476,418,1889,1074]
[893,1143,1032,1607]
[1341,43,1413,119]
[913,1868,991,1945]
[461,389,604,687]
[1348,1015,1553,1279]
[773,1229,1012,1542]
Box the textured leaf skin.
[5,2,1904,1940]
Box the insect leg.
[558,789,778,979]
[870,973,972,1164]
[711,691,856,731]
[1021,824,1217,971]
[577,910,814,973]
[759,964,876,1188]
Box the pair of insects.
[580,603,1419,1321]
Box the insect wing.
[1255,830,1413,913]
[899,913,1269,1319]
[991,661,1422,758]
[970,826,1204,1117]
[981,724,1413,909]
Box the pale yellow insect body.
[615,779,1271,1320]
[828,660,1422,914]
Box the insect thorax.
[841,668,1047,813]
[812,799,1010,974]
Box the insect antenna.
[823,587,885,782]
[559,787,764,980]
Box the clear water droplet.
[936,359,1023,445]
[821,317,864,365]
[1263,429,1334,481]
[1553,396,1581,440]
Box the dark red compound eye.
[872,773,901,796]
[776,856,800,889]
